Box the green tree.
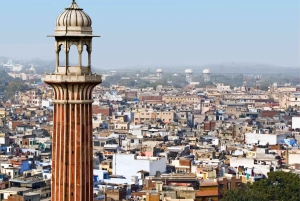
[105,74,122,85]
[118,79,135,87]
[5,82,29,100]
[222,171,300,201]
[170,75,189,88]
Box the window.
[68,45,79,66]
[82,45,89,67]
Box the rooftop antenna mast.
[255,75,261,92]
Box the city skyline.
[0,0,299,69]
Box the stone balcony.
[43,73,102,83]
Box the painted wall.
[113,154,166,183]
[245,133,290,145]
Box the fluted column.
[49,82,98,201]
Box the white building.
[42,99,52,108]
[245,131,290,145]
[12,64,23,72]
[216,83,231,92]
[229,157,271,177]
[288,150,300,165]
[292,117,300,129]
[8,72,28,80]
[112,153,166,183]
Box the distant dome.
[157,69,163,73]
[29,65,35,72]
[185,69,193,74]
[56,1,92,27]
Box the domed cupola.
[54,0,93,35]
[48,0,100,76]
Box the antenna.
[255,75,261,92]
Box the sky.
[0,0,299,69]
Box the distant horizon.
[0,55,299,67]
[1,55,299,73]
[0,0,299,69]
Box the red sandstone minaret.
[43,1,102,200]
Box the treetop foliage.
[222,171,300,201]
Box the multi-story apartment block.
[20,89,42,107]
[279,93,300,109]
[162,95,201,104]
[133,110,174,124]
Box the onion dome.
[56,1,92,27]
[54,1,93,35]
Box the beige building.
[0,108,5,127]
[133,111,174,124]
[20,89,42,107]
[114,122,130,130]
[223,93,269,100]
[287,150,300,165]
[0,187,40,201]
[225,106,248,117]
[163,95,201,104]
[171,159,192,173]
[279,93,300,109]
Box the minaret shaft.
[44,1,102,200]
[46,82,99,201]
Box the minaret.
[43,1,102,201]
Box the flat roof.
[0,187,31,193]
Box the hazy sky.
[0,0,299,69]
